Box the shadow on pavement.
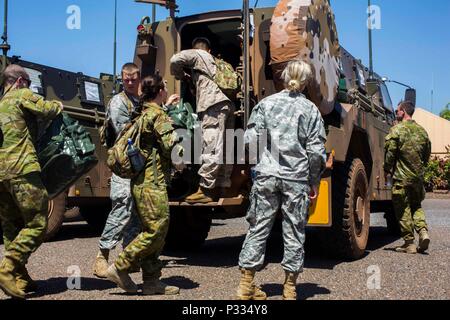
[261,282,331,300]
[49,223,100,242]
[27,277,116,298]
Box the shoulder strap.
[119,91,135,115]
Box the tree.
[440,103,450,121]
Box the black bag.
[37,113,98,198]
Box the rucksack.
[106,112,149,179]
[37,113,98,199]
[99,92,135,148]
[197,53,241,100]
[165,99,198,136]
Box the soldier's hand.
[166,94,180,106]
[309,185,319,201]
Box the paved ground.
[1,199,449,300]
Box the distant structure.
[414,108,450,158]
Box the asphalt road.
[1,199,449,300]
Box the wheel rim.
[353,173,368,237]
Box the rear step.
[169,195,244,207]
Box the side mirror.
[405,88,416,107]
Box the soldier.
[93,63,143,278]
[170,37,234,203]
[105,74,181,295]
[384,101,432,254]
[236,60,326,300]
[0,64,63,299]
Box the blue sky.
[1,0,449,114]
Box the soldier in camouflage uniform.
[170,37,234,203]
[384,101,431,254]
[106,74,181,295]
[93,63,142,278]
[0,65,63,299]
[236,61,326,300]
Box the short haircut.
[192,37,211,51]
[121,63,140,77]
[2,64,30,86]
[398,100,415,116]
[282,60,313,93]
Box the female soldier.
[106,75,181,295]
[236,60,327,300]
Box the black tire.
[323,159,371,260]
[45,193,67,241]
[384,202,401,236]
[79,204,111,234]
[165,208,212,250]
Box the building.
[413,108,450,158]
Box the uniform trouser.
[392,183,428,242]
[239,174,310,273]
[0,172,48,266]
[114,182,169,278]
[99,174,141,250]
[198,101,235,189]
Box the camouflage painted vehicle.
[128,0,414,258]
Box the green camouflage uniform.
[0,88,62,265]
[114,102,177,279]
[384,120,431,242]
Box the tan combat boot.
[395,240,417,254]
[0,257,26,299]
[142,272,180,296]
[185,187,216,204]
[236,269,267,300]
[93,249,110,278]
[418,229,431,253]
[105,264,138,294]
[15,266,38,293]
[282,271,299,300]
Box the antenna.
[1,0,10,72]
[367,0,374,80]
[254,0,259,8]
[113,0,118,94]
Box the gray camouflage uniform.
[170,49,234,189]
[99,92,141,250]
[239,90,327,273]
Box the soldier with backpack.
[93,63,144,278]
[170,37,237,203]
[105,74,181,295]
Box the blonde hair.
[282,60,312,93]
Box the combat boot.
[0,257,26,299]
[282,271,299,300]
[142,272,179,295]
[105,264,138,294]
[394,240,417,254]
[185,187,217,204]
[236,269,267,300]
[93,249,110,278]
[418,228,431,253]
[15,266,38,293]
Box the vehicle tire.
[165,208,212,250]
[325,159,371,260]
[384,202,401,236]
[79,204,111,234]
[45,193,67,241]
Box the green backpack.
[165,99,198,136]
[106,113,149,179]
[37,113,98,199]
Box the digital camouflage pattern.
[0,172,48,265]
[392,182,428,242]
[0,88,62,181]
[384,120,431,186]
[244,90,327,186]
[170,49,230,113]
[113,102,177,276]
[270,0,341,115]
[239,175,310,273]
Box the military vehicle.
[1,0,414,259]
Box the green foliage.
[440,104,450,121]
[424,146,450,191]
